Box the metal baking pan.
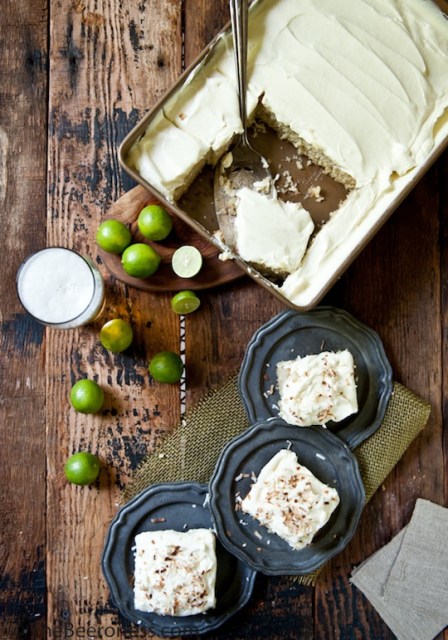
[118,0,448,311]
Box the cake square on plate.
[241,449,340,550]
[277,349,358,426]
[134,528,217,616]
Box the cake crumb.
[278,170,300,195]
[305,185,324,202]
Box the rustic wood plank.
[441,146,448,640]
[315,153,447,639]
[2,0,447,637]
[0,1,48,638]
[46,0,183,636]
[184,0,230,67]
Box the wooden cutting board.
[98,185,244,291]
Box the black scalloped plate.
[209,419,365,575]
[101,482,257,637]
[238,307,393,449]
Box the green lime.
[100,318,133,353]
[171,245,203,278]
[137,204,173,241]
[64,451,100,485]
[96,219,132,254]
[148,351,184,383]
[70,379,104,414]
[121,243,161,278]
[171,290,201,315]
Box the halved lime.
[64,451,100,485]
[148,351,184,383]
[171,246,203,278]
[96,219,132,254]
[171,290,201,315]
[70,379,104,414]
[100,318,133,353]
[137,204,173,241]
[121,243,161,278]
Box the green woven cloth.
[123,376,430,585]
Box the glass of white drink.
[17,247,106,329]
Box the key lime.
[64,451,100,485]
[171,290,201,315]
[137,204,173,241]
[70,379,104,414]
[148,351,184,383]
[100,318,133,353]
[96,219,132,254]
[121,243,161,278]
[171,246,203,278]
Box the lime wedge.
[171,246,203,278]
[171,290,201,315]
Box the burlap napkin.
[351,499,448,640]
[123,376,430,585]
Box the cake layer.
[246,0,448,186]
[241,448,340,550]
[129,0,448,192]
[125,0,448,306]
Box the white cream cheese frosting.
[127,0,448,306]
[127,110,208,202]
[234,187,314,275]
[241,449,340,550]
[163,68,259,165]
[133,528,217,616]
[276,349,358,426]
[245,0,448,186]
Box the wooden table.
[1,1,447,638]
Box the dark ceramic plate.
[102,481,257,637]
[209,419,365,575]
[238,306,393,449]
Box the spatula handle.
[230,0,249,142]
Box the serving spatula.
[213,0,272,249]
